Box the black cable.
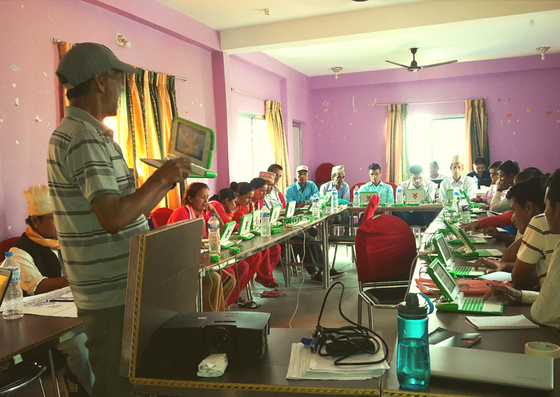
[313,281,390,366]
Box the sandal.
[241,300,261,309]
[255,277,279,289]
[260,289,285,298]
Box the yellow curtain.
[265,100,291,194]
[465,99,489,172]
[385,104,408,183]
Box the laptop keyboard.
[462,297,484,312]
[454,266,473,276]
[477,249,494,256]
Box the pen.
[486,283,516,302]
[47,299,74,303]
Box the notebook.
[454,227,504,258]
[430,345,553,390]
[442,219,487,244]
[466,314,539,330]
[141,117,216,178]
[404,189,425,204]
[433,233,485,278]
[426,258,503,314]
[220,221,237,248]
[237,213,255,240]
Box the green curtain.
[465,99,489,169]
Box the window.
[232,112,274,183]
[406,115,466,174]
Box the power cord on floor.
[312,281,389,366]
[288,226,307,328]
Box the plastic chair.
[0,237,19,255]
[355,197,417,330]
[151,207,173,227]
[384,181,397,201]
[350,182,366,201]
[315,163,334,186]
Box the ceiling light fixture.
[116,33,131,48]
[331,67,343,79]
[536,46,550,61]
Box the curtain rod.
[231,88,266,102]
[374,98,485,106]
[51,38,187,82]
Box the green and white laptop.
[270,205,282,226]
[433,233,485,278]
[442,219,487,244]
[251,209,261,232]
[220,221,237,248]
[237,213,255,240]
[286,201,296,218]
[427,259,503,314]
[405,189,425,205]
[454,227,503,258]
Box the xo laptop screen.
[174,122,206,161]
[434,234,454,268]
[239,214,252,235]
[221,222,236,242]
[286,201,296,218]
[270,205,281,223]
[457,226,476,252]
[430,259,459,302]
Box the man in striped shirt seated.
[47,43,190,397]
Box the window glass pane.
[232,116,254,183]
[431,118,466,170]
[253,118,274,177]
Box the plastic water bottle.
[460,193,471,224]
[472,175,479,188]
[208,214,221,255]
[396,184,404,204]
[453,184,461,213]
[2,252,24,320]
[353,186,360,207]
[261,204,271,237]
[397,293,432,390]
[331,188,338,211]
[311,193,320,220]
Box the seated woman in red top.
[168,182,236,311]
[208,188,251,305]
[232,179,282,291]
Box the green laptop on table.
[453,226,503,258]
[237,213,255,240]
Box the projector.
[148,311,271,361]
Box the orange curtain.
[265,100,291,195]
[56,41,72,121]
[465,99,489,172]
[385,104,408,183]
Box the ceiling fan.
[386,48,458,72]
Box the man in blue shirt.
[285,165,319,208]
[319,165,351,201]
[360,163,395,204]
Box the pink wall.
[307,55,560,189]
[0,0,218,240]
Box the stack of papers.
[286,343,389,380]
[23,286,77,317]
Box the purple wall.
[307,55,560,188]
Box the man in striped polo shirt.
[47,43,190,397]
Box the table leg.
[196,273,203,312]
[322,219,330,289]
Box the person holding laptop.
[394,164,437,226]
[319,165,351,234]
[48,43,192,397]
[285,165,319,208]
[439,155,477,199]
[360,163,394,204]
[485,169,560,328]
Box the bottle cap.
[5,252,13,257]
[211,214,216,217]
[398,293,428,318]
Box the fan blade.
[420,60,458,69]
[385,60,410,68]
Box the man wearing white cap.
[47,43,191,397]
[319,165,350,201]
[285,165,319,208]
[439,155,477,200]
[9,185,94,395]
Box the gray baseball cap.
[56,42,137,89]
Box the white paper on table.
[287,343,388,380]
[477,271,513,282]
[22,286,78,317]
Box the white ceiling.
[157,0,560,77]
